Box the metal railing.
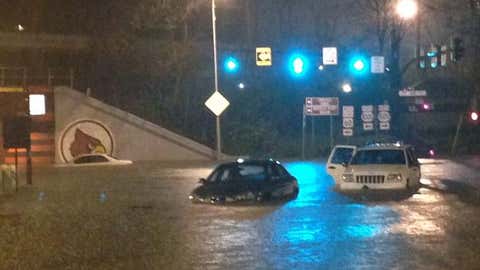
[0,66,74,89]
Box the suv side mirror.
[341,162,348,167]
[198,178,207,185]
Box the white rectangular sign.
[379,122,391,130]
[343,128,353,137]
[399,89,427,97]
[378,105,390,112]
[305,97,339,116]
[322,47,338,65]
[363,122,374,131]
[343,106,354,118]
[371,56,385,74]
[361,105,374,112]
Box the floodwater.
[1,159,480,269]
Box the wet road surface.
[1,159,480,269]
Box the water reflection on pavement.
[1,160,480,269]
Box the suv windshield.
[350,149,406,165]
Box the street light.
[224,56,240,73]
[342,83,352,93]
[211,0,222,160]
[396,0,418,20]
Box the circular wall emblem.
[60,120,114,162]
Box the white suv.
[327,143,421,190]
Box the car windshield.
[350,149,406,165]
[208,164,267,183]
[331,147,355,164]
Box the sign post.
[304,97,339,156]
[205,91,230,160]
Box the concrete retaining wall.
[54,87,216,163]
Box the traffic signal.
[288,53,310,77]
[453,38,465,62]
[349,55,369,75]
[427,45,440,69]
[224,56,240,73]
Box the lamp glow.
[396,0,418,20]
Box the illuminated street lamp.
[342,83,352,93]
[396,0,418,20]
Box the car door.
[406,147,421,185]
[267,164,290,198]
[326,145,356,185]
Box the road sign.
[343,106,354,118]
[371,56,385,74]
[361,105,374,112]
[343,128,353,136]
[377,111,391,122]
[361,111,374,122]
[343,118,354,128]
[256,47,272,66]
[378,105,390,112]
[379,122,391,130]
[399,89,427,97]
[363,123,374,131]
[305,97,339,116]
[322,47,338,65]
[205,91,230,116]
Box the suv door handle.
[328,166,336,169]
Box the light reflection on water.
[191,161,446,269]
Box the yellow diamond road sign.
[256,47,272,66]
[205,91,230,116]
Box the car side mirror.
[341,162,348,167]
[198,178,207,185]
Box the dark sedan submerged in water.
[189,159,299,204]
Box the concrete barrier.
[54,87,218,163]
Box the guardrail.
[0,66,74,89]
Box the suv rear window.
[350,149,406,165]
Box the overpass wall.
[54,87,216,163]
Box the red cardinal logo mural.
[69,128,107,157]
[60,120,114,162]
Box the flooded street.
[1,159,480,269]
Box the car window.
[219,168,233,183]
[407,148,419,166]
[350,150,406,165]
[237,165,266,181]
[207,167,221,183]
[274,164,290,178]
[331,147,355,164]
[91,156,109,163]
[74,156,91,164]
[267,164,277,177]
